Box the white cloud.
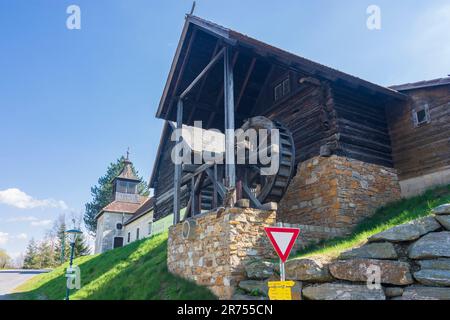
[31,219,52,227]
[7,216,38,222]
[15,233,28,240]
[0,188,68,210]
[0,232,9,245]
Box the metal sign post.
[264,224,300,300]
[278,222,285,282]
[280,261,286,281]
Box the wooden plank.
[180,48,225,99]
[251,64,274,115]
[195,40,221,102]
[236,57,256,111]
[386,87,450,180]
[215,51,239,107]
[213,164,218,208]
[173,99,183,225]
[224,47,236,188]
[242,182,262,209]
[167,29,197,118]
[205,167,226,198]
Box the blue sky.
[1,0,449,259]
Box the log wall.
[387,85,450,180]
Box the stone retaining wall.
[167,207,276,299]
[278,155,401,246]
[238,204,450,300]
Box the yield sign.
[264,227,300,262]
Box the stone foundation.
[279,155,401,245]
[167,208,276,299]
[399,168,450,198]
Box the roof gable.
[156,15,407,123]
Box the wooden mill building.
[149,15,450,244]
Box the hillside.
[293,183,450,259]
[12,184,450,300]
[11,233,216,300]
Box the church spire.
[116,149,139,181]
[113,150,141,203]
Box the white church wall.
[124,212,154,245]
[96,212,133,253]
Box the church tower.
[94,152,146,254]
[112,154,141,203]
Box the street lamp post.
[65,228,82,301]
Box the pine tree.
[52,215,70,264]
[74,233,91,256]
[36,240,54,268]
[23,238,39,269]
[84,156,149,235]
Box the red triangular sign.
[264,227,300,262]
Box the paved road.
[0,269,48,300]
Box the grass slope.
[293,184,450,260]
[12,233,216,300]
[13,185,450,299]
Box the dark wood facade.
[150,16,450,219]
[149,123,189,220]
[252,66,395,167]
[386,83,450,180]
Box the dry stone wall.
[237,204,450,300]
[167,207,276,299]
[278,155,401,248]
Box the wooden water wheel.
[237,116,296,205]
[183,116,295,217]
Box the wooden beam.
[184,171,206,219]
[180,48,225,99]
[183,100,247,121]
[167,29,197,119]
[242,182,263,209]
[251,64,274,115]
[236,57,256,111]
[215,51,239,107]
[224,47,236,189]
[195,40,221,102]
[190,176,196,217]
[213,164,218,208]
[173,99,183,225]
[205,167,226,198]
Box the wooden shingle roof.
[124,198,154,226]
[390,77,450,91]
[116,159,140,181]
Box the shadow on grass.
[9,234,216,300]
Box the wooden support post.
[197,191,201,214]
[223,47,236,189]
[190,176,196,217]
[173,99,183,225]
[212,164,218,208]
[236,180,243,201]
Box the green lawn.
[292,184,450,260]
[12,233,216,300]
[12,185,450,299]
